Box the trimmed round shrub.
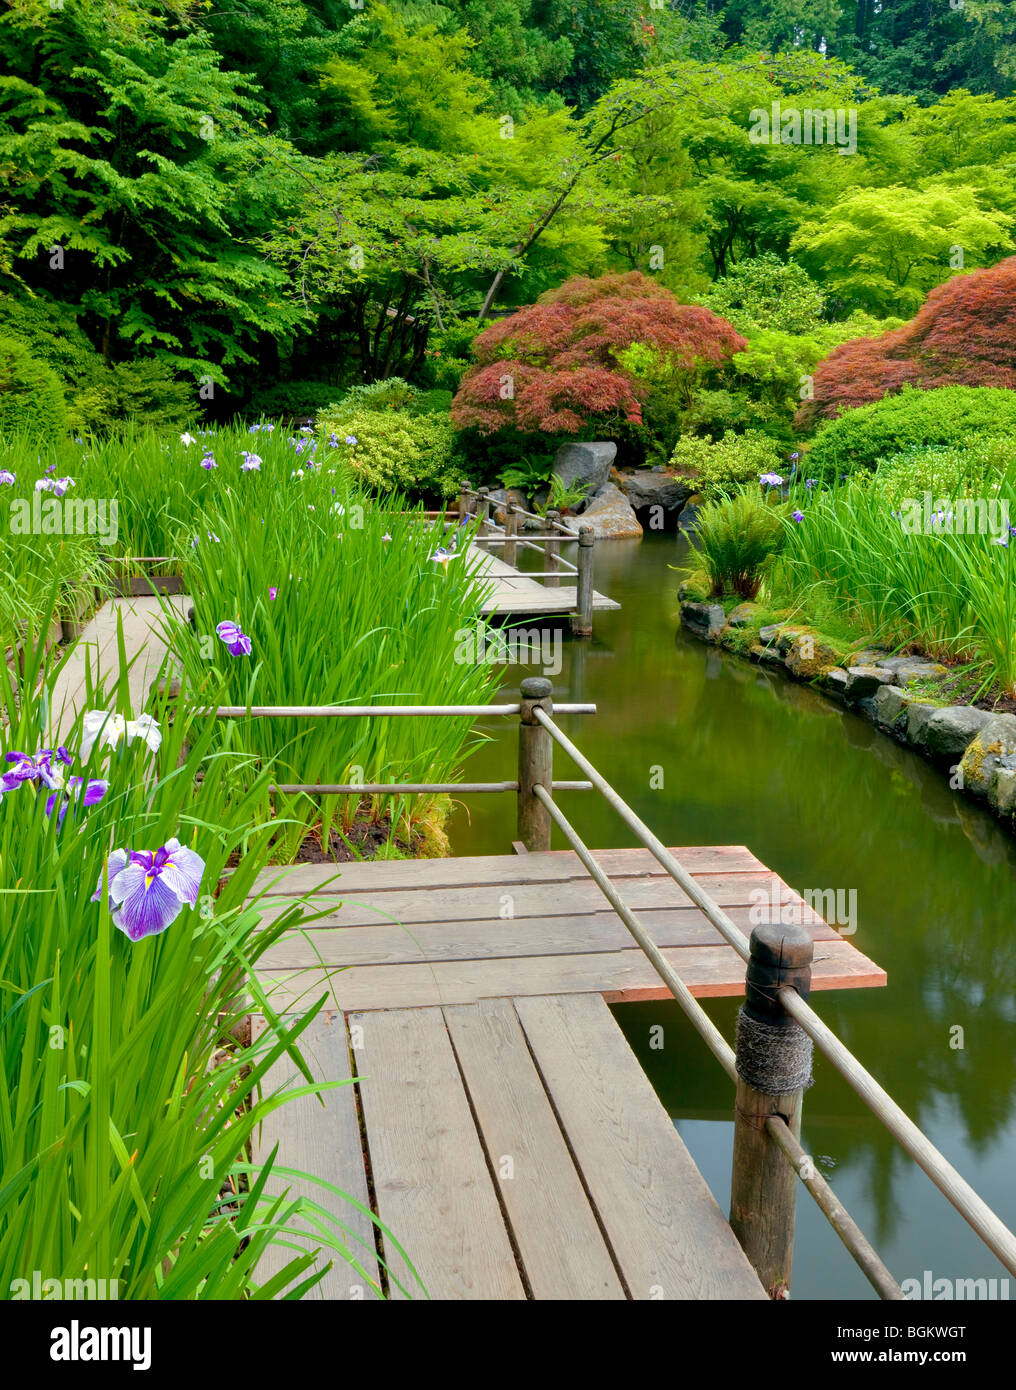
[321,408,460,498]
[0,333,67,439]
[870,440,1016,504]
[670,428,788,498]
[806,386,1016,479]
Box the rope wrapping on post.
[735,1008,814,1096]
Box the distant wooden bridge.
[460,484,619,634]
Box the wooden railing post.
[545,509,561,587]
[517,676,553,852]
[570,525,594,637]
[504,504,519,567]
[476,487,491,537]
[729,920,815,1299]
[458,481,472,525]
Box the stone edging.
[679,599,1016,832]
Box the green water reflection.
[447,531,1016,1301]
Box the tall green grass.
[170,476,499,859]
[772,467,1016,695]
[0,614,415,1299]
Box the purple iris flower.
[268,586,278,600]
[241,453,262,471]
[45,777,108,824]
[216,620,252,656]
[37,476,75,497]
[805,479,818,489]
[792,509,804,523]
[200,454,217,470]
[0,470,15,486]
[1,746,72,794]
[345,435,357,446]
[91,838,205,942]
[759,472,784,488]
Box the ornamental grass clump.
[0,614,416,1298]
[773,466,1016,697]
[690,485,787,599]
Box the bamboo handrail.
[531,706,1016,1282]
[271,779,592,794]
[532,782,905,1302]
[209,702,596,718]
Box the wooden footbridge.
[45,597,1016,1302]
[249,843,880,1300]
[458,484,619,634]
[234,684,1016,1303]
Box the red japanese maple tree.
[798,257,1016,427]
[451,272,747,436]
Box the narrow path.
[47,594,190,744]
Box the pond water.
[447,529,1016,1301]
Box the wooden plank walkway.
[248,846,885,1011]
[465,543,620,618]
[46,594,189,742]
[248,847,885,1299]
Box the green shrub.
[422,322,482,394]
[870,440,1016,504]
[249,378,341,420]
[690,487,787,599]
[500,452,557,493]
[327,377,421,416]
[318,406,460,497]
[70,360,193,435]
[0,333,67,439]
[702,255,826,335]
[670,429,788,498]
[0,285,96,381]
[806,386,1016,479]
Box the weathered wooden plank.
[444,998,625,1300]
[514,993,766,1300]
[48,594,190,741]
[351,1007,526,1300]
[259,938,887,1012]
[258,903,836,971]
[252,870,812,930]
[248,845,766,897]
[251,1012,380,1300]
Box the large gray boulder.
[616,469,695,513]
[919,706,992,761]
[873,684,911,729]
[552,441,616,497]
[681,601,725,639]
[875,655,948,687]
[958,713,1016,797]
[843,665,897,700]
[565,482,642,538]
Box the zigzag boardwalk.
[249,846,885,1300]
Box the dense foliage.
[805,385,1016,477]
[800,257,1016,425]
[451,271,746,446]
[1,0,1014,426]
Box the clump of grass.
[167,470,500,859]
[773,468,1016,696]
[689,487,787,599]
